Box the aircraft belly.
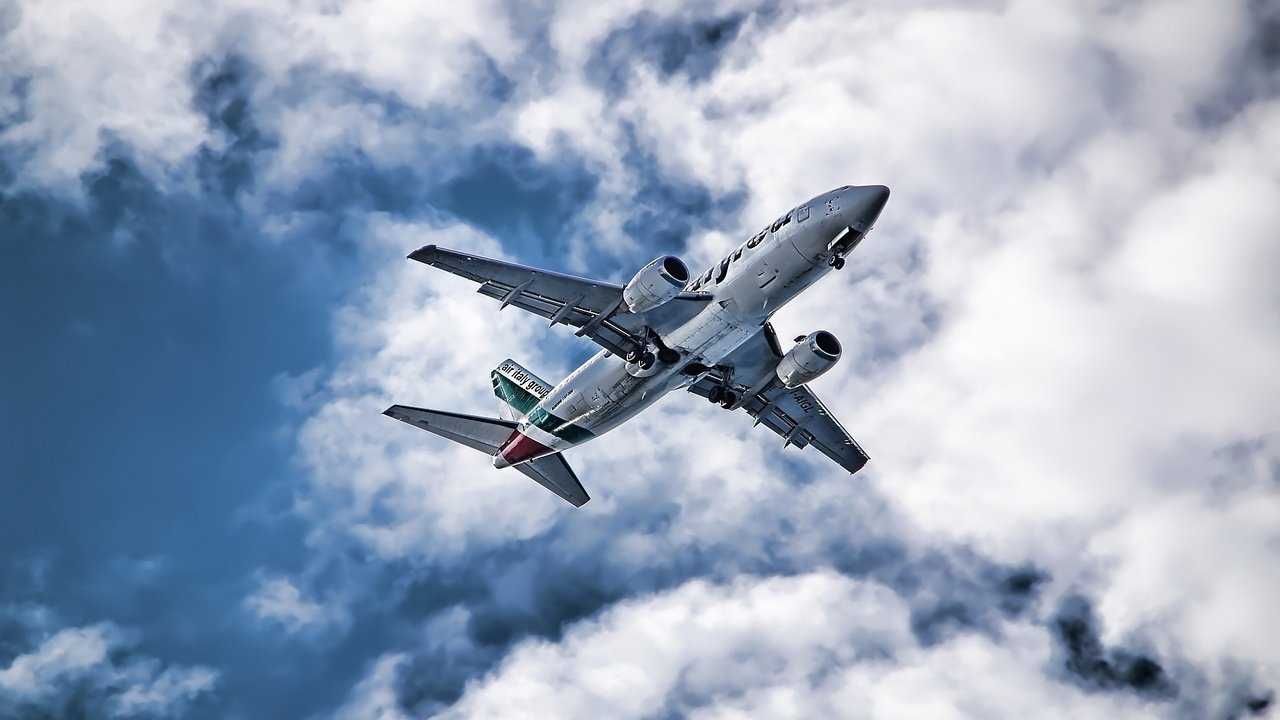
[524,351,672,447]
[520,277,785,449]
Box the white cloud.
[0,619,217,718]
[0,624,112,697]
[245,575,350,636]
[0,0,213,191]
[332,653,413,720]
[0,0,529,194]
[432,573,1164,720]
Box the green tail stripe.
[491,373,541,415]
[527,407,595,444]
[491,372,595,443]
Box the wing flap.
[687,324,870,475]
[408,244,711,356]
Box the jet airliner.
[384,185,891,506]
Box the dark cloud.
[1244,692,1273,716]
[589,11,750,95]
[437,143,597,260]
[1192,0,1280,127]
[191,54,273,200]
[1050,594,1177,699]
[615,122,748,258]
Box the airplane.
[384,184,891,507]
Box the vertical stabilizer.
[491,359,553,417]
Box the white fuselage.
[501,185,887,464]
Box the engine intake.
[776,331,841,388]
[623,255,689,313]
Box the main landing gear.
[626,348,657,370]
[829,255,846,270]
[627,330,681,370]
[708,385,738,409]
[683,362,739,409]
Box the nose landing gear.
[829,255,846,270]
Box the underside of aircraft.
[384,185,891,505]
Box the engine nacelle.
[775,331,841,388]
[623,255,689,313]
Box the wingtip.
[407,244,437,261]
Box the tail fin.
[383,404,591,507]
[491,359,553,416]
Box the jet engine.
[775,331,841,388]
[622,255,689,313]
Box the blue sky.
[2,1,1279,718]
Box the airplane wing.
[687,324,870,474]
[408,245,711,357]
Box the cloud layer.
[3,0,1277,718]
[0,610,216,719]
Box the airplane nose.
[845,184,890,224]
[863,184,890,211]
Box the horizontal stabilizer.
[384,404,591,507]
[383,405,516,454]
[516,453,590,507]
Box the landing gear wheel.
[638,351,656,370]
[708,386,725,404]
[830,256,846,270]
[626,349,641,364]
[657,347,680,364]
[719,391,739,409]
